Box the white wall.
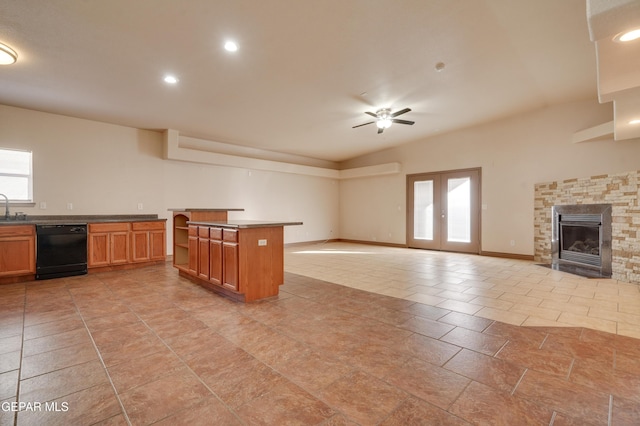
[5,99,639,258]
[339,99,640,255]
[0,105,339,252]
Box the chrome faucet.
[0,193,9,220]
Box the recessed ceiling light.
[614,28,640,42]
[0,42,18,65]
[224,41,238,52]
[163,75,179,84]
[630,119,640,125]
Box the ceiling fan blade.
[378,128,384,134]
[391,108,411,117]
[392,119,415,125]
[365,111,378,118]
[352,121,375,128]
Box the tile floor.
[0,243,637,424]
[285,242,640,338]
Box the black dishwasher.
[36,224,88,280]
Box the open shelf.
[173,213,190,268]
[171,210,232,272]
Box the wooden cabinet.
[187,226,220,283]
[131,221,166,263]
[170,210,300,302]
[88,233,109,266]
[236,226,285,301]
[89,221,166,269]
[88,223,130,267]
[170,209,242,273]
[197,226,210,280]
[188,225,198,275]
[111,232,130,264]
[187,225,239,291]
[174,215,190,272]
[209,227,223,286]
[0,218,165,282]
[0,225,35,278]
[179,223,286,302]
[222,229,239,291]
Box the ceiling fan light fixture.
[375,109,392,129]
[0,42,17,65]
[614,28,640,42]
[352,107,413,133]
[376,118,392,129]
[224,41,239,52]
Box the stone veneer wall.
[534,170,640,284]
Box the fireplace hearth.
[551,204,612,278]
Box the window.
[0,148,33,202]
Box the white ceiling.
[0,0,634,163]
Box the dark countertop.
[187,220,303,229]
[0,214,166,226]
[168,208,245,212]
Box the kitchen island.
[171,210,302,302]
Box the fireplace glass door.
[560,223,601,266]
[551,204,612,277]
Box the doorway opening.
[406,168,481,254]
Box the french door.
[407,168,480,254]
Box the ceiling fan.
[352,108,414,134]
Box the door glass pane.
[413,181,434,240]
[447,177,471,242]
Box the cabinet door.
[89,222,129,267]
[130,227,165,264]
[198,236,210,280]
[88,233,109,267]
[149,230,166,261]
[111,232,130,264]
[130,231,150,263]
[209,239,223,285]
[222,242,239,291]
[188,236,198,276]
[132,221,165,263]
[0,236,35,276]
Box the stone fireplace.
[534,170,640,284]
[551,204,612,278]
